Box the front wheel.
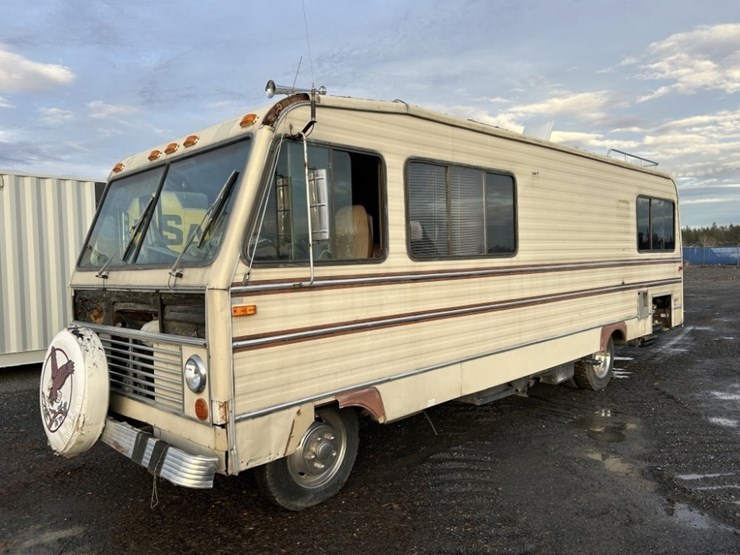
[254,407,359,511]
[574,337,615,391]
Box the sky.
[1,0,739,229]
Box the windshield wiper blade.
[96,194,156,280]
[121,193,157,262]
[198,169,239,248]
[169,169,239,279]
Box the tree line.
[682,224,740,247]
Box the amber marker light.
[239,113,258,127]
[232,305,257,317]
[148,149,161,161]
[183,134,199,147]
[165,142,179,154]
[195,398,209,421]
[112,162,125,173]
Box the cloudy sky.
[1,1,739,228]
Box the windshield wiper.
[122,193,157,262]
[198,169,239,248]
[169,170,239,279]
[95,194,156,280]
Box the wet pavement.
[1,265,739,554]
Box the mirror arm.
[301,130,315,286]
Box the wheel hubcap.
[592,349,613,379]
[286,412,346,488]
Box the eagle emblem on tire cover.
[40,346,75,433]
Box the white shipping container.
[0,171,101,367]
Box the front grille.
[98,330,184,413]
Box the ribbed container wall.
[0,172,99,367]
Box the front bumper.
[100,417,219,489]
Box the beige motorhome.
[40,85,683,510]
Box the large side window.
[249,141,384,263]
[407,161,516,258]
[637,196,675,252]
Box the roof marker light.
[112,162,125,173]
[183,134,199,147]
[239,113,258,127]
[148,149,161,161]
[165,142,179,155]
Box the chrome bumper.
[100,417,219,489]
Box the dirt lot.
[1,266,739,554]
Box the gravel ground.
[1,265,739,554]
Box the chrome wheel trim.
[286,410,347,489]
[592,348,613,379]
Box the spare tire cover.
[39,326,109,458]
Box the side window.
[249,141,384,263]
[637,196,675,252]
[407,161,516,259]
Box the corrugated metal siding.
[0,172,99,366]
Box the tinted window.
[637,196,675,252]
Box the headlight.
[184,355,206,393]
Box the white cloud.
[508,91,618,123]
[681,196,739,206]
[551,130,640,151]
[0,46,75,92]
[87,100,137,119]
[638,23,740,96]
[39,107,75,126]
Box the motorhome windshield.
[79,139,251,270]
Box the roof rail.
[607,148,658,167]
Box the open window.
[249,140,384,263]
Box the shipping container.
[0,172,101,367]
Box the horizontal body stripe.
[232,277,681,352]
[231,257,683,296]
[233,319,622,422]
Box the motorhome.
[40,84,683,510]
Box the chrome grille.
[98,331,184,413]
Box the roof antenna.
[301,0,316,88]
[292,56,303,91]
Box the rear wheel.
[574,337,615,391]
[255,407,359,511]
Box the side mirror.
[308,168,330,241]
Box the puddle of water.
[577,411,636,443]
[710,391,740,401]
[670,503,713,529]
[708,417,738,428]
[585,451,634,475]
[676,472,735,481]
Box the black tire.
[254,407,359,511]
[574,337,615,391]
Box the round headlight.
[184,355,206,393]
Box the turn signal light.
[232,304,257,317]
[195,398,209,421]
[148,149,161,161]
